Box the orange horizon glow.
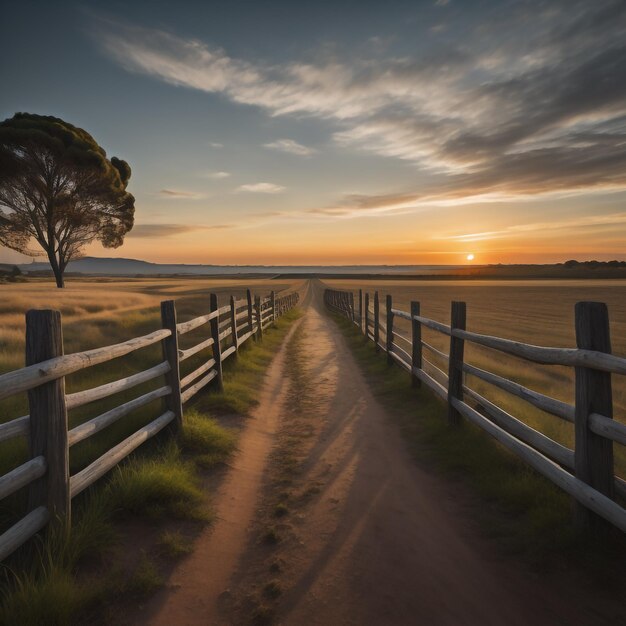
[76,239,624,267]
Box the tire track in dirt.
[129,310,306,626]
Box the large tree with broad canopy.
[0,113,135,287]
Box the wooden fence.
[324,287,626,535]
[0,288,299,562]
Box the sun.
[466,253,475,261]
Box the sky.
[1,0,626,266]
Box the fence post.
[364,293,370,342]
[411,301,422,388]
[26,310,70,525]
[574,301,615,533]
[160,300,183,432]
[350,292,355,323]
[271,290,276,323]
[230,295,239,355]
[209,293,224,392]
[359,289,363,332]
[386,295,394,364]
[447,301,466,426]
[255,295,263,340]
[247,289,254,339]
[374,291,380,352]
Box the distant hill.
[16,257,467,276]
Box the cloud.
[263,139,316,156]
[248,210,286,218]
[435,213,626,242]
[209,142,223,148]
[127,223,234,238]
[158,189,204,199]
[96,3,626,203]
[237,182,286,193]
[205,171,230,179]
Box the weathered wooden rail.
[324,287,626,535]
[0,288,299,561]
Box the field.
[322,279,626,482]
[0,277,304,535]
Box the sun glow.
[466,253,475,261]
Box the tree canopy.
[0,113,135,287]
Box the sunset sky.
[1,0,625,266]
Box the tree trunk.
[46,249,65,288]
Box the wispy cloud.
[158,189,204,199]
[263,138,316,156]
[128,223,234,238]
[205,171,230,179]
[237,182,285,193]
[250,211,286,218]
[435,213,626,242]
[96,3,626,203]
[209,142,223,148]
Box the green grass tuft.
[127,554,164,597]
[157,531,193,559]
[107,441,208,522]
[180,409,237,468]
[273,503,289,518]
[0,565,92,626]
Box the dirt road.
[140,280,623,625]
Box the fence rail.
[0,288,299,562]
[324,287,626,535]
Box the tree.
[0,113,134,287]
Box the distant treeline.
[563,260,626,268]
[0,265,24,283]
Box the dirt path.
[140,281,623,625]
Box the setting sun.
[467,253,475,261]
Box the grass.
[157,531,193,559]
[273,503,289,518]
[126,554,164,597]
[0,565,93,626]
[107,441,209,522]
[179,409,237,468]
[0,494,114,626]
[330,311,626,570]
[0,282,303,625]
